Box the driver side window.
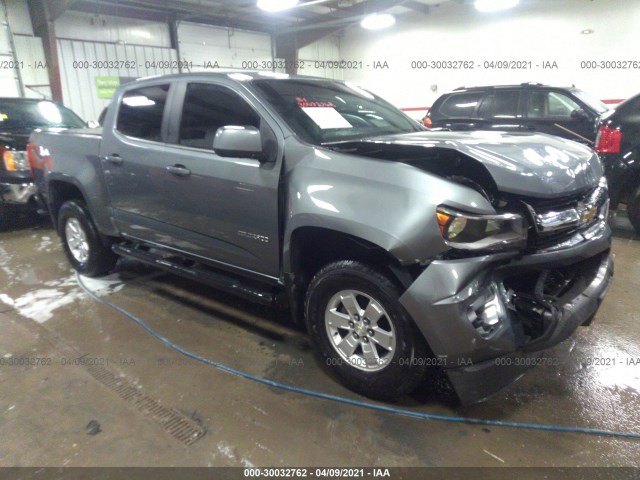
[178,83,261,150]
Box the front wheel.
[305,260,429,400]
[58,200,117,277]
[627,184,640,234]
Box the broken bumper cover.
[399,222,614,405]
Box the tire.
[57,200,117,277]
[305,260,429,400]
[628,184,640,234]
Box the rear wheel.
[58,200,117,277]
[628,184,640,234]
[305,260,429,400]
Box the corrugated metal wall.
[56,11,171,47]
[0,0,22,96]
[298,35,343,79]
[177,22,273,71]
[3,5,342,119]
[13,35,49,99]
[57,39,178,122]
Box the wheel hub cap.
[65,218,89,264]
[325,289,397,372]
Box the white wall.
[5,0,33,35]
[56,11,171,47]
[177,22,272,71]
[1,0,50,99]
[53,11,177,121]
[340,0,640,117]
[13,35,49,98]
[298,35,342,79]
[57,39,178,121]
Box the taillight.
[423,116,432,128]
[595,125,621,154]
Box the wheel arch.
[283,225,422,326]
[47,176,116,246]
[47,176,86,228]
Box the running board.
[112,243,278,306]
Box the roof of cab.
[134,71,334,84]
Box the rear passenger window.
[117,84,170,141]
[438,92,483,117]
[178,83,260,150]
[477,91,520,118]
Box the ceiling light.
[257,0,299,12]
[360,13,396,30]
[581,29,595,35]
[474,0,519,12]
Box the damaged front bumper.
[399,221,614,405]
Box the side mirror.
[571,108,589,121]
[213,125,265,161]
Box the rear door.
[474,89,523,132]
[100,81,178,245]
[430,91,485,130]
[522,89,596,143]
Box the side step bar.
[112,243,279,306]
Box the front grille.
[530,226,581,250]
[522,181,608,252]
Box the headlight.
[3,150,29,171]
[436,206,527,251]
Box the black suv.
[425,83,609,145]
[595,92,640,233]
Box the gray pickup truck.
[29,72,613,404]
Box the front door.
[522,90,595,143]
[156,81,282,278]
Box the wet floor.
[0,212,639,467]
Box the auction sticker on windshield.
[296,97,353,129]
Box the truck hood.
[331,131,603,198]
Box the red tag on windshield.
[296,97,335,108]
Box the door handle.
[166,165,191,177]
[102,154,123,165]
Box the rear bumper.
[399,222,614,405]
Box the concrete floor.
[0,212,639,468]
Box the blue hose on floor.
[77,273,640,440]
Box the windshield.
[0,100,85,130]
[250,79,421,145]
[572,89,608,114]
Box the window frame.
[114,81,175,144]
[476,89,522,120]
[524,89,585,121]
[167,80,269,153]
[437,91,485,118]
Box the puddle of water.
[0,273,124,324]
